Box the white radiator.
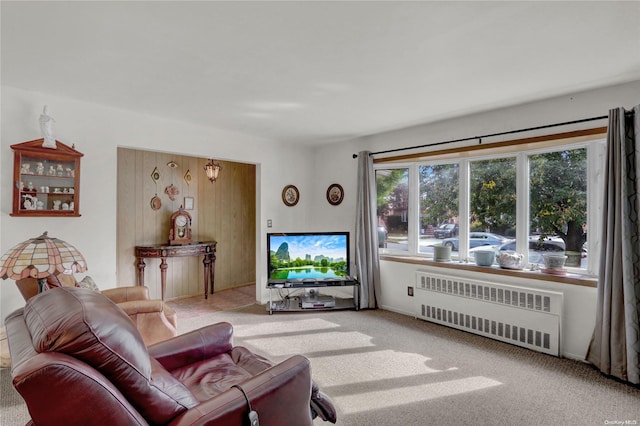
[415,272,563,356]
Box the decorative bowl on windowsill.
[542,253,567,268]
[496,251,524,270]
[541,253,567,275]
[433,244,452,262]
[474,249,496,267]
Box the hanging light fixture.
[204,159,222,183]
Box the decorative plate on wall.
[326,183,344,206]
[184,169,192,185]
[150,166,160,183]
[150,194,162,211]
[165,184,180,201]
[282,185,299,207]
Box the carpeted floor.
[2,285,639,425]
[179,303,640,426]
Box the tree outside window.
[529,148,587,265]
[419,163,459,231]
[376,169,409,251]
[470,157,517,236]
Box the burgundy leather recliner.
[5,287,336,425]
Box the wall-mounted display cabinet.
[10,139,83,217]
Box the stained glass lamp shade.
[0,231,87,292]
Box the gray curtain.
[355,151,381,309]
[586,105,640,384]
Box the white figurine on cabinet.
[23,195,37,210]
[40,105,57,149]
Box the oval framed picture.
[282,184,300,206]
[326,183,344,206]
[150,194,162,211]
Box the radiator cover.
[415,271,563,356]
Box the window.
[419,163,458,254]
[529,148,587,268]
[375,168,409,251]
[470,157,516,237]
[375,131,605,276]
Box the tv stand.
[266,279,359,314]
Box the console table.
[266,279,359,314]
[135,241,217,301]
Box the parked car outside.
[499,237,565,264]
[377,225,388,248]
[434,223,459,239]
[442,232,510,251]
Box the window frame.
[374,127,607,280]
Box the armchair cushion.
[149,322,233,368]
[24,287,198,424]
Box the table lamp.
[0,231,87,293]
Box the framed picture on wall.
[282,185,299,206]
[326,183,344,206]
[184,196,194,210]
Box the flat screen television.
[267,232,350,281]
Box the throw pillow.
[76,275,100,292]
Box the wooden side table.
[134,241,217,300]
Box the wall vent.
[415,272,563,356]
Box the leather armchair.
[101,285,178,346]
[49,274,178,346]
[5,287,336,425]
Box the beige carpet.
[3,301,639,425]
[179,304,640,425]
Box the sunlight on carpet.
[233,317,340,337]
[222,308,507,419]
[244,331,375,357]
[336,376,503,415]
[306,350,452,386]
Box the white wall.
[311,79,640,359]
[1,86,312,320]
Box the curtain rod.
[352,114,611,159]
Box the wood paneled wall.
[117,148,256,300]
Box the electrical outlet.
[407,286,414,297]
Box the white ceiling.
[2,1,640,146]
